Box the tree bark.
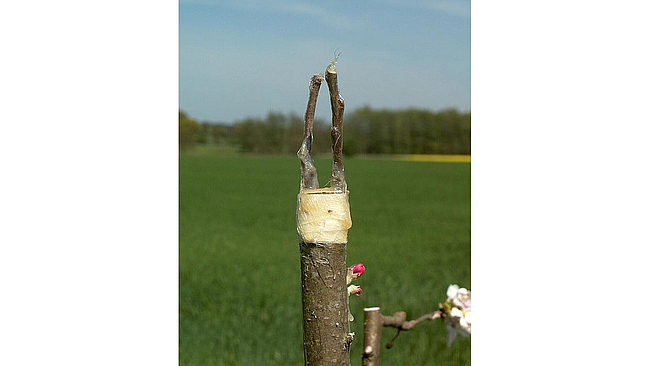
[299,240,350,366]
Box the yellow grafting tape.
[297,188,352,244]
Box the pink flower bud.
[351,263,365,278]
[348,285,363,296]
[346,263,366,285]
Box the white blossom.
[447,284,460,299]
[444,284,471,345]
[446,284,471,310]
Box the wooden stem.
[298,75,324,191]
[325,63,346,192]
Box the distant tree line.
[179,107,470,155]
[179,110,203,150]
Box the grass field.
[179,154,470,365]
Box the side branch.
[382,310,441,331]
[298,75,324,191]
[382,310,441,349]
[325,62,346,192]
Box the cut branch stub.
[298,74,324,191]
[362,307,383,366]
[325,61,347,193]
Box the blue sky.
[179,0,470,123]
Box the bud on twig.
[346,263,365,322]
[347,263,365,285]
[348,285,363,296]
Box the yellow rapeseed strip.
[394,154,471,163]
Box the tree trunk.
[297,61,351,365]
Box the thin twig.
[385,329,401,349]
[325,61,347,192]
[297,75,323,191]
[383,310,442,331]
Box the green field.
[179,154,470,365]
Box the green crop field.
[179,154,470,366]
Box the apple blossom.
[446,284,471,310]
[443,284,471,345]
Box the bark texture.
[299,241,350,366]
